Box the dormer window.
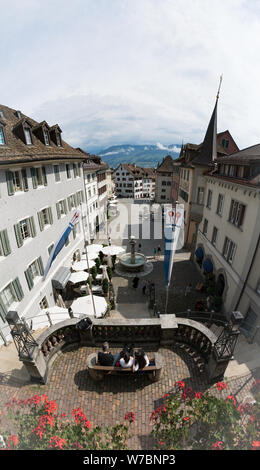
[24,127,32,145]
[0,127,5,145]
[0,111,6,120]
[43,127,50,146]
[49,124,62,147]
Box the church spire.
[193,75,223,165]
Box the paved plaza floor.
[0,200,259,449]
[0,343,258,450]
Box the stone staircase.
[209,324,260,378]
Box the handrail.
[174,310,227,327]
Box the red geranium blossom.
[72,407,92,429]
[216,382,228,391]
[49,436,67,449]
[174,380,185,389]
[7,435,18,448]
[124,412,136,423]
[226,395,237,406]
[252,441,260,450]
[212,441,223,450]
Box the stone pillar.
[160,314,178,345]
[21,346,48,384]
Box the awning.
[51,266,71,289]
[195,247,204,260]
[203,258,213,273]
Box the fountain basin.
[119,252,147,272]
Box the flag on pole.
[43,211,80,279]
[164,204,184,287]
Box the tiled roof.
[215,143,260,164]
[0,104,84,164]
[156,155,175,172]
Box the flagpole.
[80,202,97,319]
[164,200,178,314]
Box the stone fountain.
[115,236,153,277]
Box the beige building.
[155,155,176,203]
[195,145,260,345]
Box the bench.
[86,352,164,383]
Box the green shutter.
[0,229,11,256]
[73,194,77,207]
[63,199,68,214]
[31,168,37,188]
[73,164,77,178]
[14,223,23,247]
[0,297,8,322]
[67,196,72,211]
[56,202,61,219]
[37,257,44,276]
[21,169,29,191]
[65,236,69,246]
[24,268,34,291]
[12,277,24,301]
[38,211,44,231]
[81,190,84,203]
[48,207,53,224]
[42,166,48,186]
[29,216,36,237]
[6,171,14,196]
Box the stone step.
[225,355,260,379]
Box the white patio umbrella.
[70,295,108,318]
[68,271,89,284]
[72,259,95,271]
[85,244,103,252]
[81,251,99,260]
[101,245,126,256]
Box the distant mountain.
[93,143,182,168]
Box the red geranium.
[124,412,136,423]
[212,441,223,450]
[49,436,67,449]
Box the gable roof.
[0,104,84,165]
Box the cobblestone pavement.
[0,343,258,450]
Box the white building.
[113,163,155,199]
[195,145,260,345]
[0,105,87,344]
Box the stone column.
[21,346,48,384]
[160,314,178,345]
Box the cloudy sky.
[1,0,260,151]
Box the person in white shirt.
[133,349,150,372]
[119,351,134,368]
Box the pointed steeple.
[193,75,222,166]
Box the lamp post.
[206,311,244,383]
[6,311,47,383]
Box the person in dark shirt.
[98,341,114,366]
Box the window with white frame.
[24,127,32,145]
[66,164,71,179]
[57,200,66,217]
[197,187,204,205]
[223,237,236,264]
[54,165,60,182]
[229,200,246,228]
[28,259,41,281]
[211,226,218,246]
[0,127,5,145]
[202,218,208,235]
[206,189,212,209]
[12,171,23,192]
[19,219,31,240]
[216,194,224,216]
[43,128,50,146]
[42,208,51,226]
[0,283,17,310]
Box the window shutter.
[64,199,68,214]
[0,229,11,256]
[56,202,61,219]
[73,164,77,178]
[31,168,38,188]
[21,169,29,191]
[14,223,23,247]
[29,216,36,237]
[67,197,72,211]
[38,211,44,231]
[42,166,48,186]
[12,277,24,301]
[0,297,8,322]
[73,194,77,207]
[81,190,84,202]
[76,192,80,205]
[24,268,34,291]
[37,257,44,276]
[48,207,53,225]
[6,171,14,196]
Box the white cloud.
[1,0,260,150]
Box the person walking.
[132,275,139,289]
[108,236,112,246]
[154,247,157,259]
[138,242,142,251]
[157,245,161,257]
[142,280,148,295]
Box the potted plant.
[106,266,113,281]
[95,257,101,270]
[102,278,109,297]
[91,265,97,280]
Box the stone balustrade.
[22,314,218,384]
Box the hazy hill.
[92,143,181,168]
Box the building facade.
[0,105,86,344]
[194,145,260,345]
[155,155,176,203]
